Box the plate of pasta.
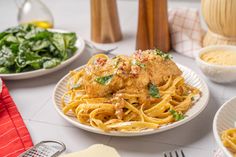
[53,49,209,136]
[213,96,236,157]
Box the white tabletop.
[1,0,236,156]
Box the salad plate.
[0,28,85,80]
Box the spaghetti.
[61,49,200,132]
[222,128,236,156]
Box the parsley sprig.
[169,109,185,121]
[95,75,113,85]
[154,49,172,60]
[148,83,160,98]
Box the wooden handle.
[90,0,122,43]
[136,0,171,52]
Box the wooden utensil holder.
[90,0,122,43]
[136,0,171,52]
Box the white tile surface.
[25,121,111,153]
[31,98,74,127]
[1,0,235,156]
[108,137,213,157]
[5,82,52,119]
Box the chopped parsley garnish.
[148,83,160,98]
[131,59,145,68]
[154,49,172,60]
[191,97,194,101]
[95,75,113,85]
[169,109,185,121]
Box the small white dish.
[0,29,85,80]
[196,45,236,83]
[53,63,209,136]
[213,96,236,157]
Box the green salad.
[0,24,77,74]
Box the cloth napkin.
[0,79,2,93]
[0,79,33,157]
[168,8,205,58]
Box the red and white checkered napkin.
[0,79,33,157]
[168,8,205,58]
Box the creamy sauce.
[201,50,236,66]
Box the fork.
[85,40,117,56]
[163,150,185,157]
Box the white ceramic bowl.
[53,63,209,136]
[0,29,85,80]
[213,96,236,157]
[196,45,236,83]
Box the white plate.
[213,96,236,157]
[0,29,85,80]
[53,63,209,136]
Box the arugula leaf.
[63,33,77,48]
[148,83,160,98]
[64,33,77,58]
[5,34,18,43]
[154,49,172,60]
[28,31,51,40]
[30,40,50,51]
[95,75,113,85]
[0,32,7,40]
[0,67,10,74]
[169,109,185,121]
[0,46,15,67]
[9,43,19,54]
[15,52,43,70]
[29,60,42,69]
[131,59,145,68]
[0,34,18,48]
[51,33,66,59]
[24,26,46,39]
[43,58,61,69]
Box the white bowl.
[213,96,236,157]
[195,45,236,83]
[53,63,209,136]
[0,29,85,80]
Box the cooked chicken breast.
[82,49,182,97]
[133,49,182,85]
